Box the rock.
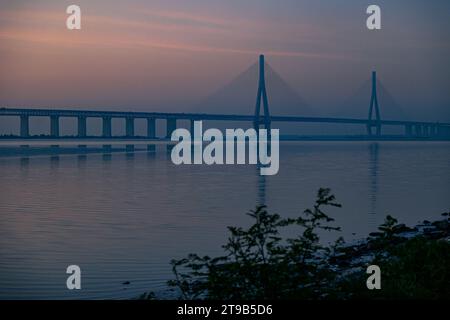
[424,230,444,239]
[393,224,415,234]
[369,232,383,237]
[423,227,436,233]
[432,220,449,231]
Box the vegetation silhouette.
[141,188,450,300]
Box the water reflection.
[50,155,60,168]
[125,152,135,160]
[102,145,112,153]
[368,143,379,216]
[257,164,266,206]
[20,157,29,167]
[77,154,87,168]
[102,153,112,161]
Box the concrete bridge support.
[166,118,177,139]
[427,125,436,137]
[376,124,381,136]
[415,124,422,137]
[20,115,29,138]
[147,118,156,139]
[423,125,430,137]
[126,117,135,137]
[50,115,59,137]
[430,125,438,137]
[190,120,195,135]
[102,116,112,138]
[78,116,87,137]
[366,123,381,136]
[405,124,412,137]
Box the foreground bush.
[144,188,450,300]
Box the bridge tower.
[367,71,381,136]
[254,55,271,132]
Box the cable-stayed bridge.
[1,55,449,140]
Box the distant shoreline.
[0,138,448,158]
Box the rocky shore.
[331,214,449,269]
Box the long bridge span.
[1,107,449,139]
[1,55,449,140]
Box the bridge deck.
[1,108,448,127]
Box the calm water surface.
[0,141,449,299]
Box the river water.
[0,141,449,299]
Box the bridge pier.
[126,117,135,137]
[147,117,156,139]
[166,118,177,139]
[50,115,59,137]
[366,123,381,136]
[424,125,430,137]
[405,124,412,137]
[20,115,29,138]
[415,124,423,137]
[427,125,433,137]
[430,125,436,137]
[430,125,438,137]
[190,119,195,134]
[78,116,87,137]
[102,116,112,137]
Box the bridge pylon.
[254,55,271,132]
[367,71,381,136]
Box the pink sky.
[0,0,449,121]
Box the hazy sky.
[0,0,449,121]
